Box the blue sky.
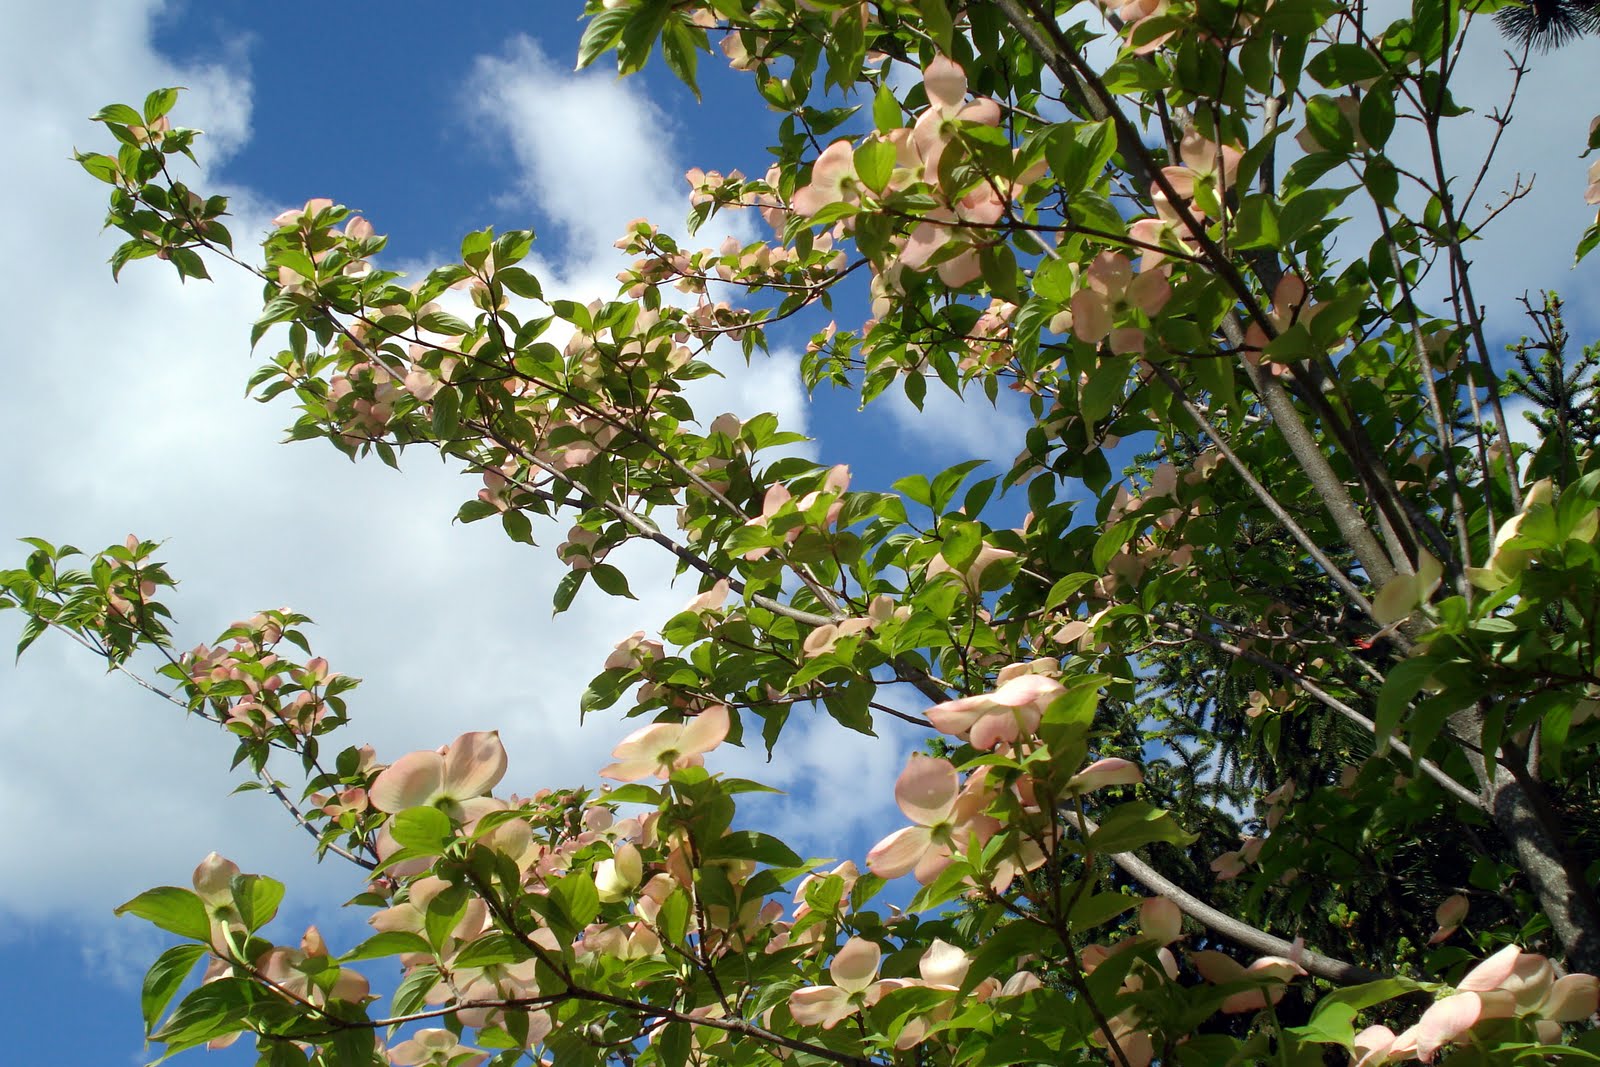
[1,2,1596,1065]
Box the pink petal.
[959,97,1002,127]
[969,710,1022,751]
[867,826,932,878]
[1457,944,1522,992]
[1434,894,1469,929]
[1272,273,1308,315]
[830,937,882,994]
[1413,993,1483,1062]
[1072,290,1112,343]
[926,697,986,739]
[1190,950,1245,984]
[1067,757,1144,794]
[913,841,958,885]
[789,985,852,1028]
[1353,1025,1396,1067]
[1127,269,1173,315]
[1139,897,1182,945]
[1086,252,1132,298]
[990,674,1065,708]
[1545,973,1600,1021]
[922,56,968,112]
[1110,327,1147,354]
[919,939,972,987]
[443,731,507,799]
[370,751,446,813]
[812,139,857,184]
[1160,165,1196,199]
[936,249,984,288]
[678,705,731,759]
[899,220,950,272]
[895,755,959,825]
[192,852,240,904]
[598,756,657,783]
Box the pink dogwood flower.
[789,937,894,1028]
[599,705,731,782]
[1190,950,1307,1013]
[369,731,508,818]
[1068,252,1172,353]
[867,755,998,882]
[793,139,861,217]
[913,56,1002,180]
[387,1029,485,1067]
[926,673,1065,749]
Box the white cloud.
[882,378,1034,469]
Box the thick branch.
[1061,809,1380,983]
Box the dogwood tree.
[7,0,1600,1064]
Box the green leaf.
[661,18,701,98]
[702,830,803,867]
[94,102,145,126]
[1067,891,1138,934]
[76,151,120,184]
[232,873,285,932]
[502,508,535,546]
[589,562,636,599]
[424,882,470,950]
[940,520,983,572]
[1289,1000,1359,1046]
[548,870,601,931]
[143,88,181,124]
[1375,657,1437,754]
[430,386,460,440]
[1577,221,1600,266]
[855,138,896,194]
[1311,976,1428,1017]
[918,0,955,52]
[1047,120,1117,194]
[553,569,585,613]
[452,932,529,968]
[1360,89,1396,149]
[150,978,255,1051]
[930,459,987,511]
[1306,44,1387,88]
[115,886,210,940]
[658,1021,691,1067]
[497,266,543,299]
[340,931,433,962]
[141,943,206,1034]
[391,964,441,1019]
[577,9,629,69]
[390,805,454,853]
[1080,358,1129,424]
[1087,801,1196,853]
[873,85,901,132]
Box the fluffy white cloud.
[882,380,1034,469]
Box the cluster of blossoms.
[740,462,852,561]
[613,217,849,344]
[1356,946,1599,1063]
[1129,129,1242,269]
[1210,779,1296,881]
[186,853,373,1051]
[179,611,339,737]
[786,935,1040,1038]
[790,56,1044,291]
[866,664,1144,895]
[270,198,379,294]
